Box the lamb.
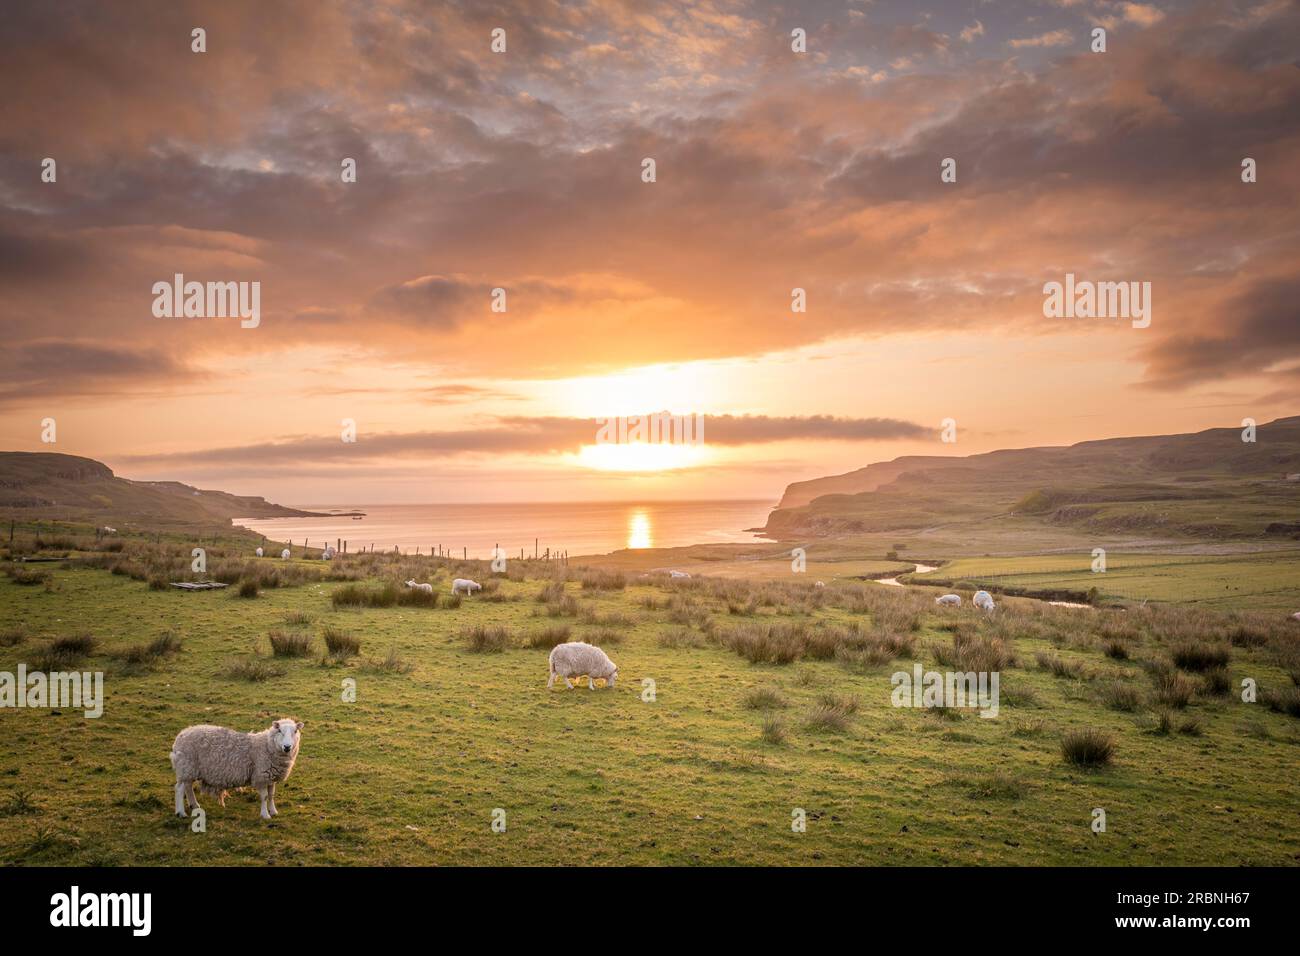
[170,718,303,821]
[280,548,291,560]
[451,578,482,596]
[973,590,996,612]
[548,641,618,691]
[935,593,962,606]
[255,547,264,558]
[406,579,434,594]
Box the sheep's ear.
[272,720,281,731]
[295,721,304,731]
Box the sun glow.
[577,441,709,472]
[627,510,653,549]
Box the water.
[234,500,774,558]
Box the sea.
[234,500,775,558]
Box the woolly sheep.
[548,641,618,691]
[814,581,825,588]
[973,590,996,612]
[103,526,117,534]
[406,579,434,594]
[170,718,303,821]
[322,545,336,559]
[935,593,962,606]
[255,547,264,558]
[451,578,482,596]
[280,548,291,560]
[669,570,691,579]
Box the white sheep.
[973,590,996,612]
[280,548,291,560]
[935,593,962,606]
[814,581,825,588]
[669,570,691,579]
[255,547,264,558]
[548,641,618,690]
[451,578,481,596]
[170,718,303,821]
[406,579,434,594]
[322,545,337,559]
[1291,611,1300,623]
[103,526,117,534]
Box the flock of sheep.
[935,589,996,611]
[169,555,616,820]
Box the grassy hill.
[0,452,327,531]
[2,533,1298,866]
[765,417,1300,547]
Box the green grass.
[913,550,1300,612]
[1,554,1298,866]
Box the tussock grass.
[221,657,285,682]
[1060,728,1114,767]
[322,626,361,658]
[525,625,571,649]
[742,686,788,710]
[268,630,314,657]
[110,632,182,665]
[461,625,511,653]
[1097,680,1143,712]
[760,717,788,745]
[1171,642,1231,672]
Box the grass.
[1060,729,1115,767]
[1,545,1298,865]
[268,630,314,658]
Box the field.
[913,551,1300,612]
[2,530,1299,866]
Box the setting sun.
[577,441,710,472]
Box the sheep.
[255,547,264,558]
[814,581,825,588]
[405,579,434,594]
[322,544,336,559]
[935,593,962,606]
[103,526,117,534]
[280,548,291,560]
[170,718,303,821]
[451,578,482,596]
[548,641,618,691]
[669,570,691,579]
[973,590,996,612]
[1291,611,1300,623]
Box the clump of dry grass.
[323,626,361,658]
[461,625,511,653]
[1060,728,1114,767]
[268,630,314,657]
[742,686,788,710]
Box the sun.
[577,441,708,472]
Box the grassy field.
[913,551,1300,612]
[2,531,1299,867]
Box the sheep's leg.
[588,674,596,691]
[547,669,556,689]
[174,782,186,817]
[564,676,574,690]
[268,781,278,816]
[258,786,271,820]
[186,780,201,810]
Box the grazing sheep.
[669,570,691,579]
[973,590,996,612]
[405,579,434,594]
[814,581,825,588]
[255,547,264,558]
[548,641,618,691]
[935,593,962,607]
[280,548,291,560]
[103,526,117,534]
[170,718,303,821]
[322,545,336,559]
[451,578,482,596]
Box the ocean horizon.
[234,499,775,558]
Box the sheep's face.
[606,667,617,688]
[271,719,302,755]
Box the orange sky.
[1,0,1297,504]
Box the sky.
[0,0,1296,505]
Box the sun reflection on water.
[627,510,653,549]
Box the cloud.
[1008,30,1074,49]
[117,414,930,467]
